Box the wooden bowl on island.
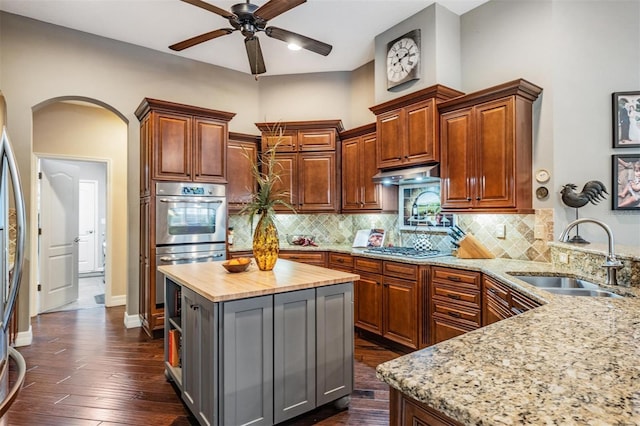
[222,257,251,273]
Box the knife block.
[455,234,495,259]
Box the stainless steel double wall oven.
[155,182,227,304]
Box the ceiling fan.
[169,0,333,75]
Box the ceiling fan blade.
[254,0,306,21]
[180,0,235,19]
[265,27,332,56]
[245,36,267,75]
[169,28,234,51]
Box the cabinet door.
[341,137,361,210]
[227,139,257,211]
[316,283,354,406]
[298,152,337,212]
[139,199,151,332]
[298,129,336,151]
[182,287,218,426]
[431,314,473,345]
[152,112,191,181]
[440,108,474,209]
[361,133,383,209]
[272,153,297,211]
[222,295,273,426]
[354,273,382,334]
[383,276,418,349]
[262,129,297,152]
[193,117,226,183]
[406,99,437,164]
[377,109,405,169]
[475,98,515,209]
[274,289,316,423]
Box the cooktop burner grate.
[363,247,448,259]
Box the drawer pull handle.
[447,276,462,282]
[448,312,461,318]
[447,294,461,300]
[488,288,497,294]
[512,308,524,315]
[190,304,199,311]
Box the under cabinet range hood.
[372,165,440,185]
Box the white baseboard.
[106,294,126,307]
[14,325,33,347]
[124,311,142,328]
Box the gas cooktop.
[363,246,450,259]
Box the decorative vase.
[252,213,279,271]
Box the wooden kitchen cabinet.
[340,123,397,212]
[430,266,481,345]
[354,258,425,350]
[390,388,462,426]
[257,120,343,213]
[439,79,542,213]
[483,276,541,326]
[327,252,354,272]
[227,132,259,212]
[370,85,464,170]
[135,98,235,184]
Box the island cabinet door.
[182,286,219,426]
[316,283,354,406]
[273,289,316,423]
[222,295,274,426]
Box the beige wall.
[33,102,127,306]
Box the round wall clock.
[386,29,421,90]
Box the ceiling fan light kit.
[170,0,333,75]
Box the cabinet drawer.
[279,251,327,267]
[511,291,541,315]
[383,261,418,280]
[298,129,336,151]
[328,253,353,270]
[433,302,481,327]
[433,283,480,307]
[354,257,383,274]
[432,266,481,289]
[484,277,510,308]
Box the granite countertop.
[158,258,359,302]
[374,257,640,425]
[228,244,640,422]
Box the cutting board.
[456,234,495,259]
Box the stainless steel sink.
[510,275,622,298]
[512,275,599,289]
[543,288,622,298]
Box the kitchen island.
[158,259,359,426]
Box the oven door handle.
[160,253,225,262]
[158,198,223,204]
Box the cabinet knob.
[190,304,199,311]
[476,197,481,201]
[467,197,472,201]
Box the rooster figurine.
[560,180,608,208]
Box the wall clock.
[386,29,421,90]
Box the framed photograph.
[613,91,640,147]
[613,154,640,210]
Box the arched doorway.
[30,97,128,314]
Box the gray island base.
[158,259,359,426]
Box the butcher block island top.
[158,258,360,302]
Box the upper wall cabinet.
[370,85,464,170]
[340,123,397,213]
[227,132,260,213]
[438,79,543,213]
[135,98,235,189]
[256,120,344,213]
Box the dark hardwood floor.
[7,306,403,425]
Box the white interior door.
[78,180,98,273]
[40,159,79,312]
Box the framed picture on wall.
[613,154,640,210]
[613,91,640,148]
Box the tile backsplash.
[229,209,554,262]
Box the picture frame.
[612,91,640,148]
[613,154,640,210]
